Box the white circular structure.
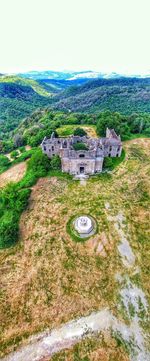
[74,216,93,234]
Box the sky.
[0,0,150,75]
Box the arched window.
[79,154,85,158]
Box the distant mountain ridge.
[17,69,150,80]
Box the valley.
[0,74,150,147]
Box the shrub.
[0,155,10,173]
[73,142,88,151]
[50,155,61,170]
[27,148,51,176]
[103,157,114,169]
[11,150,19,159]
[73,128,87,137]
[0,184,31,248]
[19,146,26,153]
[0,211,19,248]
[144,127,150,136]
[103,149,125,170]
[14,149,35,163]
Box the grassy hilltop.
[0,137,149,359]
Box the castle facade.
[41,128,122,175]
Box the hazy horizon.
[1,68,150,77]
[1,0,150,75]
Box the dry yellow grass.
[82,125,98,138]
[0,138,149,358]
[0,162,26,188]
[49,331,129,361]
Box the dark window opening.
[52,146,54,151]
[79,154,85,158]
[109,153,111,157]
[63,141,67,148]
[80,166,84,174]
[44,146,46,151]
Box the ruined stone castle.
[41,128,122,175]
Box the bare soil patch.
[0,162,26,188]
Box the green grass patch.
[57,124,96,137]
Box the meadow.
[0,138,149,359]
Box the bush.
[19,146,26,153]
[0,211,19,248]
[14,149,35,163]
[11,150,19,159]
[73,128,87,137]
[0,183,31,248]
[103,149,125,170]
[144,127,150,136]
[50,155,61,170]
[103,157,114,169]
[0,155,10,173]
[27,148,51,176]
[73,142,88,151]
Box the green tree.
[0,155,10,168]
[96,111,130,138]
[50,155,61,170]
[74,128,87,137]
[10,150,19,159]
[27,148,51,176]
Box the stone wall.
[41,129,122,175]
[61,157,103,175]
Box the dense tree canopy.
[73,127,87,137]
[96,111,130,139]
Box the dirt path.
[0,162,26,188]
[1,307,149,361]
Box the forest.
[0,109,150,153]
[0,75,150,146]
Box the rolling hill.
[52,77,150,114]
[0,75,55,138]
[0,74,150,144]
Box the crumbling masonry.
[41,128,122,175]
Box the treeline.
[0,109,150,153]
[0,148,61,248]
[52,77,150,114]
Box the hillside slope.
[52,77,150,114]
[0,76,54,138]
[0,75,150,143]
[0,138,149,359]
